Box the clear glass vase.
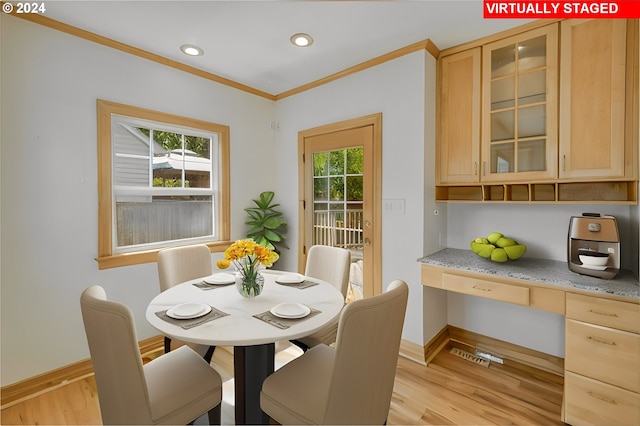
[236,272,264,298]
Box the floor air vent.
[449,347,490,367]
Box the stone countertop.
[419,248,640,300]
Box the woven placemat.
[274,280,319,289]
[155,306,228,329]
[254,308,322,329]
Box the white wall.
[0,15,276,385]
[274,51,430,346]
[448,204,634,264]
[422,55,449,343]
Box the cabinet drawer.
[564,371,640,426]
[441,273,529,306]
[566,319,640,392]
[567,293,640,333]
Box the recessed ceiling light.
[180,44,204,56]
[290,33,313,47]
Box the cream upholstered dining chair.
[80,285,222,425]
[262,279,409,425]
[290,244,351,351]
[157,244,216,362]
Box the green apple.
[470,241,494,255]
[471,233,526,262]
[478,244,495,259]
[496,237,517,248]
[491,248,508,262]
[504,244,527,260]
[487,232,503,244]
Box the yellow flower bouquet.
[217,239,279,298]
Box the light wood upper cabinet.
[437,48,481,184]
[434,19,638,203]
[481,24,558,182]
[559,19,632,179]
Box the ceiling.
[42,1,533,96]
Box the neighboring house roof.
[115,122,167,155]
[115,122,210,172]
[153,149,211,172]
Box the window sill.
[95,241,231,270]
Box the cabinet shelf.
[491,94,547,110]
[436,181,638,204]
[489,134,547,144]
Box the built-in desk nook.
[420,248,640,426]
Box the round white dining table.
[145,270,344,424]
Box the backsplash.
[446,203,635,269]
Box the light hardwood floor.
[1,342,564,425]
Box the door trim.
[297,113,383,296]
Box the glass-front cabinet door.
[482,24,558,182]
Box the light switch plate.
[383,199,405,214]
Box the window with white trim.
[97,100,230,269]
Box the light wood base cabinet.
[565,371,640,426]
[420,263,639,425]
[566,292,640,333]
[564,293,640,425]
[421,263,565,314]
[441,272,529,306]
[565,319,640,393]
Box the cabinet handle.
[588,309,618,317]
[562,155,566,172]
[587,391,617,405]
[587,336,616,346]
[474,162,478,176]
[472,285,491,292]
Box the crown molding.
[276,39,439,100]
[4,7,277,100]
[5,5,440,100]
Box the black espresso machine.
[568,213,620,280]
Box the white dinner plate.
[275,274,306,284]
[204,273,236,285]
[166,302,212,319]
[270,303,311,319]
